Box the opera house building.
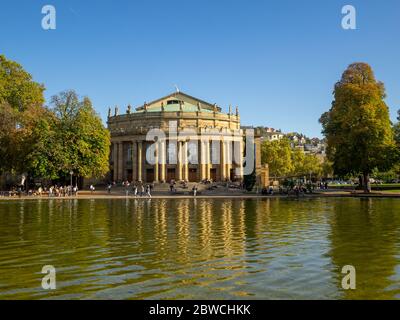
[107,91,262,184]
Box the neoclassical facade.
[107,91,261,183]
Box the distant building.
[263,131,285,142]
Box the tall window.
[167,141,177,164]
[210,141,220,164]
[188,141,198,164]
[127,144,132,161]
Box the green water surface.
[0,198,399,299]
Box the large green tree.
[292,150,323,178]
[261,139,293,178]
[0,55,46,175]
[394,110,400,146]
[261,138,326,179]
[320,63,396,192]
[0,55,44,111]
[0,55,110,184]
[49,90,110,180]
[23,108,64,180]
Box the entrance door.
[210,168,217,182]
[127,169,133,182]
[230,168,235,181]
[167,168,176,182]
[189,168,197,182]
[146,169,154,182]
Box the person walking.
[125,181,130,196]
[192,184,198,197]
[146,185,151,198]
[107,183,112,194]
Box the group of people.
[47,185,79,197]
[168,180,198,196]
[1,185,79,197]
[272,180,330,196]
[107,181,153,197]
[317,181,329,190]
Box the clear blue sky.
[1,0,399,137]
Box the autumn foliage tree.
[49,90,110,180]
[320,63,397,192]
[1,55,110,187]
[261,139,293,178]
[394,110,400,146]
[261,138,324,179]
[0,54,46,176]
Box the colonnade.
[112,138,244,183]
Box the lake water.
[0,197,399,300]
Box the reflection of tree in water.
[245,198,329,246]
[328,198,400,299]
[2,198,400,299]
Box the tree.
[0,103,19,174]
[293,152,323,178]
[261,138,328,180]
[394,110,400,146]
[0,55,44,111]
[261,139,293,178]
[22,108,63,180]
[0,56,111,186]
[320,63,396,192]
[0,55,46,175]
[49,90,110,180]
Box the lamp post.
[69,171,73,195]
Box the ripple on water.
[0,198,400,299]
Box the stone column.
[117,142,124,181]
[220,139,226,181]
[113,142,118,182]
[200,140,207,181]
[226,139,232,181]
[154,142,159,182]
[177,141,183,181]
[160,139,166,182]
[237,140,244,180]
[206,141,211,180]
[132,141,137,182]
[183,141,189,181]
[137,141,143,182]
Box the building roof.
[135,102,214,113]
[135,91,222,113]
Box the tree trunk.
[358,175,363,190]
[362,172,371,193]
